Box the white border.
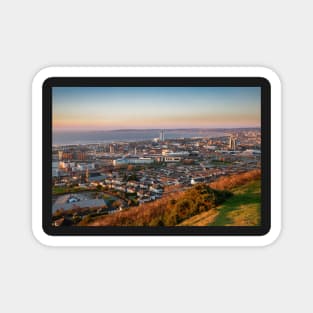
[32,67,281,247]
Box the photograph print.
[51,86,262,228]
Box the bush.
[88,170,260,226]
[88,183,233,226]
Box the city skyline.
[53,86,261,131]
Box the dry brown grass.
[225,203,261,226]
[178,209,220,226]
[85,170,260,227]
[88,192,183,226]
[209,169,261,190]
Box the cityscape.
[52,86,261,227]
[52,128,261,226]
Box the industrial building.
[113,157,154,166]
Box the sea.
[52,129,228,146]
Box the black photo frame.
[42,77,270,236]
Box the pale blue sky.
[53,87,261,131]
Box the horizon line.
[54,126,261,133]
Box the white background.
[0,0,311,312]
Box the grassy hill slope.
[84,170,261,227]
[179,179,261,226]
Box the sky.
[52,87,261,131]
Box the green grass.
[208,179,261,226]
[52,186,94,195]
[102,194,117,201]
[52,186,79,195]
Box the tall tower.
[229,136,236,150]
[229,136,232,149]
[160,129,165,142]
[58,150,63,161]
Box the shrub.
[87,171,259,227]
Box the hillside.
[83,170,261,227]
[179,178,261,226]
